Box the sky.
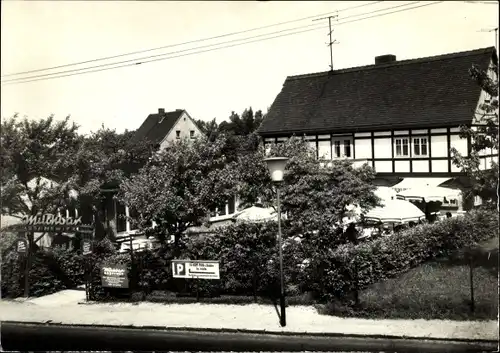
[1,1,498,135]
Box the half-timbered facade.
[258,47,498,210]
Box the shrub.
[308,209,498,303]
[1,250,67,298]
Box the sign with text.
[81,239,92,256]
[16,238,28,254]
[19,214,93,233]
[100,264,129,288]
[171,260,220,280]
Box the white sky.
[1,1,498,134]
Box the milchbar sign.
[20,214,90,232]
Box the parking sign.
[171,260,220,279]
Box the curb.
[1,321,497,352]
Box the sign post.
[16,238,28,254]
[16,235,28,297]
[80,226,94,301]
[101,264,129,289]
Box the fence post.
[469,255,475,313]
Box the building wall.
[262,125,498,177]
[159,111,202,149]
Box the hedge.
[306,209,498,302]
[3,209,496,303]
[0,236,108,299]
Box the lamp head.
[264,156,289,182]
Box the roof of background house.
[132,109,185,145]
[258,47,497,136]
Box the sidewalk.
[0,290,497,342]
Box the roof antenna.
[313,12,339,71]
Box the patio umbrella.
[233,205,277,223]
[374,186,398,204]
[363,199,426,224]
[397,186,461,203]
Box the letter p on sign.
[172,261,186,277]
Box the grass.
[320,237,499,321]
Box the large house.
[258,47,498,212]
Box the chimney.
[158,108,165,114]
[375,54,396,65]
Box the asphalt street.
[1,322,497,352]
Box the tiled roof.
[258,47,497,136]
[132,109,184,145]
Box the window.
[413,137,428,156]
[334,141,341,158]
[176,130,181,139]
[190,130,195,139]
[344,139,351,158]
[332,137,353,159]
[395,138,409,157]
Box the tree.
[195,118,221,142]
[72,127,155,240]
[1,114,80,222]
[0,114,81,297]
[120,135,239,250]
[226,107,264,136]
[195,107,264,141]
[452,62,499,210]
[236,136,380,235]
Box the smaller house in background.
[132,108,202,150]
[116,108,240,244]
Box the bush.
[308,209,498,303]
[1,250,68,298]
[88,209,497,304]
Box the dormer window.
[176,131,181,139]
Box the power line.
[0,1,383,78]
[2,1,443,86]
[1,23,327,83]
[1,2,423,84]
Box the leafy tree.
[452,62,499,210]
[0,114,80,222]
[0,115,82,296]
[120,135,239,250]
[72,127,155,240]
[236,136,380,234]
[226,107,264,136]
[195,107,264,141]
[195,118,221,142]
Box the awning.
[392,177,452,193]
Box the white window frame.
[413,137,429,157]
[394,137,409,157]
[331,136,353,159]
[176,130,181,139]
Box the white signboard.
[171,260,220,280]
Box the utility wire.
[0,1,383,78]
[2,1,443,86]
[3,1,421,84]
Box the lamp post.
[264,156,289,327]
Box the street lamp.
[264,156,289,327]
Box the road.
[1,322,496,352]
